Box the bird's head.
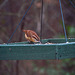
[22,30,27,33]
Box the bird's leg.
[39,41,42,44]
[33,41,42,44]
[29,41,34,44]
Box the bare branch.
[0,0,8,10]
[18,3,25,14]
[46,23,58,35]
[0,12,22,17]
[18,3,26,17]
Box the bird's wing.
[30,31,40,41]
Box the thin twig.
[0,12,22,17]
[0,0,8,9]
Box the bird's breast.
[25,34,30,40]
[25,34,39,42]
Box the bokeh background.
[0,0,75,75]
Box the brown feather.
[22,30,40,42]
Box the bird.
[22,30,40,43]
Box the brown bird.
[22,30,40,43]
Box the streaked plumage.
[22,30,40,43]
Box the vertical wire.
[59,0,68,42]
[40,0,43,43]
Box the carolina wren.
[22,30,40,43]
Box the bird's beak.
[22,30,25,32]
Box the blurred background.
[0,0,75,75]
